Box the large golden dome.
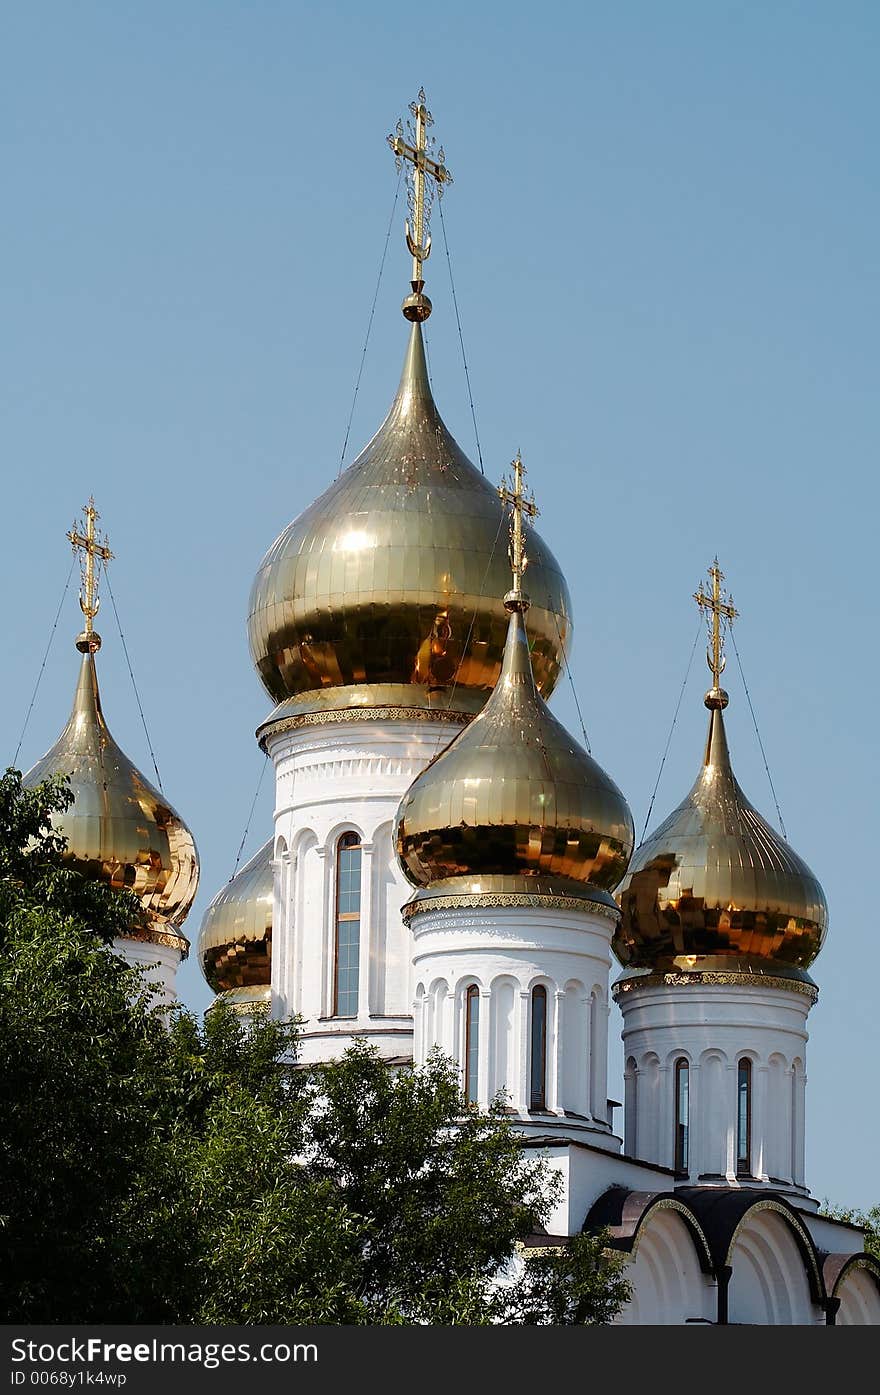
[394,579,634,915]
[198,837,273,996]
[24,647,199,947]
[249,322,572,733]
[613,693,828,976]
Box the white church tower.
[394,452,633,1146]
[192,91,880,1324]
[612,562,827,1200]
[240,92,572,1064]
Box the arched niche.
[615,1205,715,1326]
[727,1206,819,1325]
[834,1262,880,1325]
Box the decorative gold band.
[259,705,471,746]
[124,926,190,958]
[612,971,817,1001]
[403,891,620,924]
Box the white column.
[550,989,565,1114]
[515,988,530,1113]
[314,845,329,1017]
[444,988,456,1061]
[688,1060,701,1180]
[358,841,374,1018]
[754,1063,769,1180]
[658,1062,673,1170]
[591,993,609,1122]
[477,989,492,1110]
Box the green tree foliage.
[821,1202,880,1262]
[0,769,631,1325]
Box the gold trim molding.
[125,925,190,958]
[259,705,471,746]
[403,892,621,924]
[613,971,817,1002]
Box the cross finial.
[387,88,453,322]
[694,558,738,709]
[67,498,113,653]
[498,451,539,613]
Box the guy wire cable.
[11,555,76,768]
[102,561,164,792]
[337,171,402,478]
[640,619,702,843]
[729,626,787,839]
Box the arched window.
[464,985,480,1106]
[333,832,361,1017]
[674,1058,689,1173]
[736,1058,752,1175]
[529,985,548,1111]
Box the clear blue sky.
[3,2,877,1211]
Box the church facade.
[29,92,880,1326]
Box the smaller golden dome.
[206,984,272,1016]
[24,650,199,945]
[613,699,828,975]
[394,596,634,912]
[198,838,273,994]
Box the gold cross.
[498,451,538,605]
[68,497,113,641]
[694,559,738,691]
[387,88,452,300]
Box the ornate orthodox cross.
[68,498,113,643]
[694,559,738,690]
[499,452,539,604]
[387,88,452,299]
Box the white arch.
[728,1209,816,1325]
[836,1266,880,1325]
[323,818,368,853]
[616,1208,715,1326]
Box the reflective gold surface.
[198,838,273,993]
[257,684,474,747]
[403,873,620,922]
[613,968,818,999]
[24,652,200,934]
[207,984,272,1016]
[247,322,572,711]
[613,703,828,972]
[395,605,634,892]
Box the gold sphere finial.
[75,629,102,654]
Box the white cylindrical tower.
[612,563,828,1200]
[260,714,464,1063]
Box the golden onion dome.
[249,321,572,738]
[198,838,273,995]
[613,692,828,977]
[394,581,634,916]
[24,647,199,949]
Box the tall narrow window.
[674,1058,689,1173]
[529,986,548,1111]
[464,985,480,1106]
[736,1058,752,1175]
[333,832,361,1017]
